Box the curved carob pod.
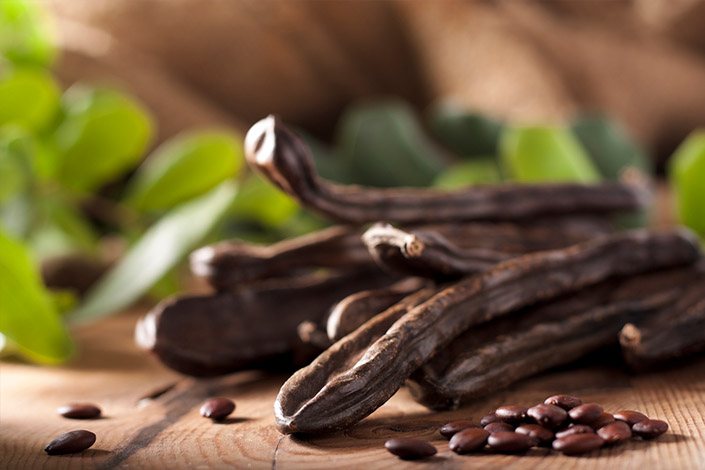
[135,268,397,377]
[620,261,705,370]
[244,115,649,225]
[274,230,699,434]
[408,265,700,410]
[362,223,508,280]
[325,277,430,342]
[190,225,371,290]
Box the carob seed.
[515,424,554,445]
[555,424,595,439]
[480,413,499,426]
[590,412,616,430]
[449,428,490,454]
[568,403,604,424]
[597,421,632,445]
[484,422,515,434]
[384,438,437,460]
[487,431,536,453]
[200,398,235,420]
[527,404,567,429]
[553,433,604,455]
[495,405,528,424]
[544,395,583,410]
[614,410,648,426]
[44,430,96,455]
[440,420,481,439]
[632,419,669,439]
[56,403,101,420]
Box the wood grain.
[1,308,704,470]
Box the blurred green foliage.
[669,130,705,239]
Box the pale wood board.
[1,307,704,470]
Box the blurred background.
[1,0,704,364]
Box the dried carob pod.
[620,261,705,370]
[408,265,700,410]
[362,223,508,280]
[190,225,371,290]
[135,268,397,377]
[325,277,429,342]
[274,230,699,434]
[245,116,648,225]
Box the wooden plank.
[1,309,704,470]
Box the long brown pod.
[325,277,429,342]
[273,230,699,434]
[620,262,705,370]
[408,265,699,410]
[362,223,508,280]
[135,268,397,377]
[244,116,648,224]
[190,225,371,290]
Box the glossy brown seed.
[449,428,490,454]
[614,410,648,426]
[632,419,669,439]
[480,413,499,426]
[440,420,481,439]
[553,433,604,455]
[200,398,235,420]
[385,438,437,460]
[527,404,568,429]
[555,424,595,439]
[56,403,101,420]
[544,395,583,410]
[44,430,96,455]
[495,405,528,424]
[484,422,515,434]
[597,421,632,445]
[590,412,616,430]
[487,431,536,453]
[568,403,604,424]
[515,424,554,445]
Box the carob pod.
[362,223,508,280]
[407,264,698,410]
[190,225,371,290]
[325,277,428,342]
[362,222,615,280]
[135,268,397,377]
[620,260,705,370]
[245,116,648,225]
[274,230,699,434]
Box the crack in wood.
[272,435,286,470]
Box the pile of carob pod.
[136,115,705,436]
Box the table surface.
[2,306,704,470]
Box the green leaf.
[0,125,33,202]
[0,67,60,131]
[53,86,153,191]
[433,158,501,189]
[336,100,446,187]
[125,131,242,211]
[428,103,504,158]
[572,114,651,180]
[0,228,73,363]
[229,172,298,227]
[0,0,56,67]
[28,197,99,259]
[669,130,705,238]
[500,125,601,183]
[70,180,238,322]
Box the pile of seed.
[385,395,668,460]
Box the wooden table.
[1,307,704,470]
